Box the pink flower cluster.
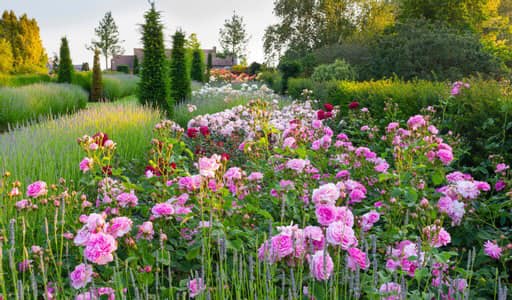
[73,213,131,266]
[437,172,489,225]
[151,193,192,219]
[386,240,424,277]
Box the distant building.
[111,47,235,72]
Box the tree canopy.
[91,11,124,69]
[0,10,47,73]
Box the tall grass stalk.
[0,97,160,186]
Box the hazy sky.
[1,0,277,69]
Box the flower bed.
[1,97,510,299]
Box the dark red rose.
[348,101,359,110]
[317,110,326,120]
[324,103,334,112]
[145,165,161,176]
[325,111,333,118]
[93,132,109,146]
[102,165,112,176]
[199,126,210,137]
[187,128,199,138]
[221,153,230,161]
[170,162,177,169]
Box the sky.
[1,0,277,69]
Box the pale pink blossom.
[84,233,117,265]
[70,264,93,289]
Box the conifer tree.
[57,37,73,83]
[91,49,103,101]
[190,49,205,82]
[138,3,172,115]
[133,55,139,75]
[206,52,213,81]
[169,30,191,103]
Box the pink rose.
[286,159,309,173]
[360,210,380,231]
[270,234,294,259]
[312,183,340,206]
[188,278,205,298]
[309,250,333,281]
[315,205,337,226]
[107,217,132,238]
[326,221,357,249]
[79,157,94,173]
[26,181,48,198]
[198,155,221,178]
[151,203,175,218]
[116,191,138,208]
[70,263,93,289]
[347,247,369,271]
[84,233,117,265]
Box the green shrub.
[72,72,139,101]
[0,83,88,128]
[248,62,262,75]
[258,71,282,93]
[278,60,302,93]
[0,73,52,87]
[72,72,92,91]
[311,59,356,82]
[116,64,130,74]
[369,19,503,81]
[288,77,512,165]
[442,78,512,165]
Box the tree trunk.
[105,55,108,70]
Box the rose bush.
[0,92,510,299]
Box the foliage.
[278,59,302,93]
[258,70,283,93]
[263,0,396,64]
[0,38,13,73]
[57,37,73,83]
[311,59,356,82]
[219,11,249,64]
[231,64,248,73]
[91,49,103,102]
[116,64,130,74]
[74,72,139,101]
[397,0,501,32]
[248,62,262,75]
[0,10,48,73]
[0,83,87,129]
[133,55,139,75]
[81,62,90,72]
[170,30,191,103]
[138,3,172,115]
[0,73,51,87]
[1,95,511,298]
[190,49,205,82]
[0,97,160,186]
[186,34,205,83]
[369,19,503,81]
[90,11,124,69]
